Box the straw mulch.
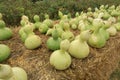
[1,27,120,80]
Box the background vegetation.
[0,0,120,25]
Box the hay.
[0,27,120,80]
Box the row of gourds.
[0,13,27,80]
[0,5,120,79]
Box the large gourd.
[0,20,12,41]
[50,39,71,70]
[69,30,92,59]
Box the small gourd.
[58,11,63,19]
[88,19,106,48]
[19,25,34,42]
[68,30,91,59]
[106,26,117,36]
[99,21,110,40]
[54,24,64,37]
[61,22,74,41]
[39,23,49,34]
[0,44,11,62]
[0,20,12,41]
[20,15,29,27]
[33,15,42,29]
[47,29,62,50]
[114,22,120,31]
[43,14,53,28]
[50,39,71,70]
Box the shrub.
[0,0,120,25]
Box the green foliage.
[0,0,120,25]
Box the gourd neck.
[60,49,65,53]
[94,26,101,34]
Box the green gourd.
[19,25,34,42]
[99,21,110,40]
[10,67,27,80]
[58,11,63,19]
[33,15,42,29]
[106,26,117,36]
[0,64,27,80]
[39,23,48,34]
[0,20,12,41]
[114,22,120,31]
[54,24,64,37]
[0,44,11,62]
[68,30,91,59]
[47,29,62,50]
[43,14,53,28]
[46,28,53,36]
[50,39,71,70]
[69,18,78,30]
[61,22,74,41]
[46,24,63,37]
[102,11,111,20]
[25,35,42,49]
[88,19,106,48]
[20,15,29,27]
[0,64,13,79]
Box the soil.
[0,27,120,80]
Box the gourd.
[25,35,42,49]
[47,29,62,50]
[11,67,27,80]
[99,21,110,40]
[20,15,29,27]
[68,30,91,59]
[22,25,41,49]
[106,26,117,36]
[46,24,63,37]
[33,15,42,29]
[58,11,63,19]
[50,39,71,70]
[88,19,106,48]
[19,25,34,42]
[39,23,48,34]
[102,11,111,20]
[43,14,53,28]
[0,20,12,41]
[0,64,13,79]
[114,22,120,31]
[61,22,74,41]
[54,24,64,37]
[69,18,78,30]
[0,64,27,80]
[0,44,11,62]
